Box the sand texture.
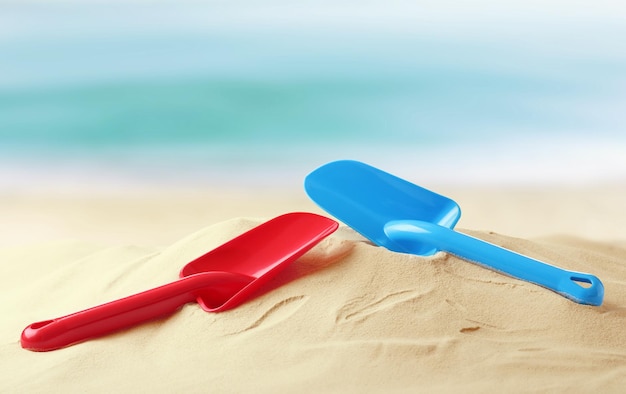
[1,188,626,392]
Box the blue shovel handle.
[384,220,604,306]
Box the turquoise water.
[1,2,625,188]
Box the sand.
[1,184,626,392]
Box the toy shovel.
[21,212,338,351]
[305,160,604,306]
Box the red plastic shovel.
[21,212,338,351]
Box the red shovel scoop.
[21,212,338,351]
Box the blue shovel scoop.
[304,160,604,306]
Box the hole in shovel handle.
[28,320,54,330]
[562,274,604,306]
[571,276,593,289]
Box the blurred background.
[1,0,626,192]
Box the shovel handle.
[21,271,253,352]
[384,220,604,306]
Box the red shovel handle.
[21,272,253,352]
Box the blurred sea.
[1,1,625,191]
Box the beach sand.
[1,184,625,392]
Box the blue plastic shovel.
[305,160,604,306]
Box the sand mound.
[2,218,625,392]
